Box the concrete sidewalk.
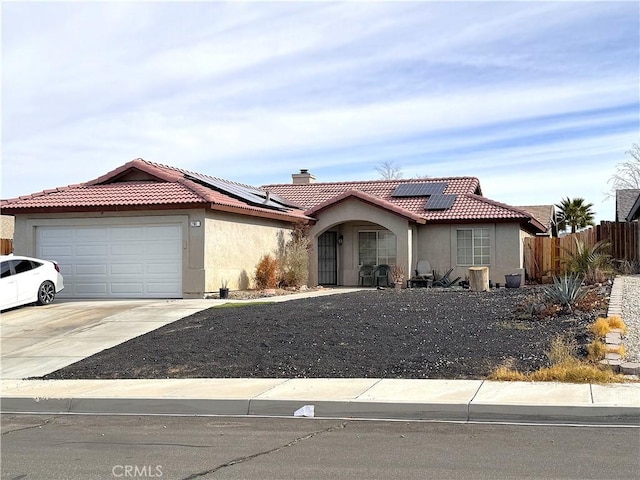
[2,378,639,425]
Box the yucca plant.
[563,238,612,284]
[542,273,587,313]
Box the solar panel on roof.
[267,191,302,209]
[392,182,447,197]
[424,194,457,210]
[186,173,299,211]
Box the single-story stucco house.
[264,170,547,287]
[1,159,548,298]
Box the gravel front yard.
[42,287,606,380]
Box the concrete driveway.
[0,299,215,379]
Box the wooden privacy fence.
[1,239,13,255]
[524,221,639,282]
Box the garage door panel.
[147,263,180,274]
[76,245,108,256]
[110,243,145,256]
[77,228,109,239]
[111,263,144,275]
[111,283,144,295]
[40,228,72,240]
[76,264,108,275]
[37,223,183,298]
[111,227,144,240]
[146,225,181,239]
[147,282,182,294]
[76,283,108,295]
[58,265,74,276]
[147,242,182,256]
[41,245,73,257]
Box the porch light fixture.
[338,235,343,245]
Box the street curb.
[3,391,639,425]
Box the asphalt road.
[2,415,639,480]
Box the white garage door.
[37,224,183,298]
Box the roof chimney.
[292,169,316,185]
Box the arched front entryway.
[308,197,418,287]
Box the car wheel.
[37,281,56,305]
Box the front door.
[317,231,337,285]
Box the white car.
[0,255,65,310]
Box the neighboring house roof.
[0,159,310,222]
[616,189,640,222]
[263,177,547,233]
[517,205,557,235]
[626,194,640,222]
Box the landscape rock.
[42,287,602,381]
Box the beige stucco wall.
[309,198,413,286]
[204,211,293,292]
[10,209,294,298]
[415,222,526,284]
[307,201,528,287]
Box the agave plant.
[563,238,612,284]
[542,273,587,313]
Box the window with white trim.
[457,228,490,265]
[359,231,396,265]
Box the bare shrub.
[281,224,310,288]
[255,254,279,289]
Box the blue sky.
[2,1,638,222]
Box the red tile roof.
[2,182,205,208]
[1,159,309,222]
[263,177,481,210]
[306,189,427,224]
[263,177,546,232]
[1,159,546,233]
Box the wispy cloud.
[2,1,638,221]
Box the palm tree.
[556,197,595,233]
